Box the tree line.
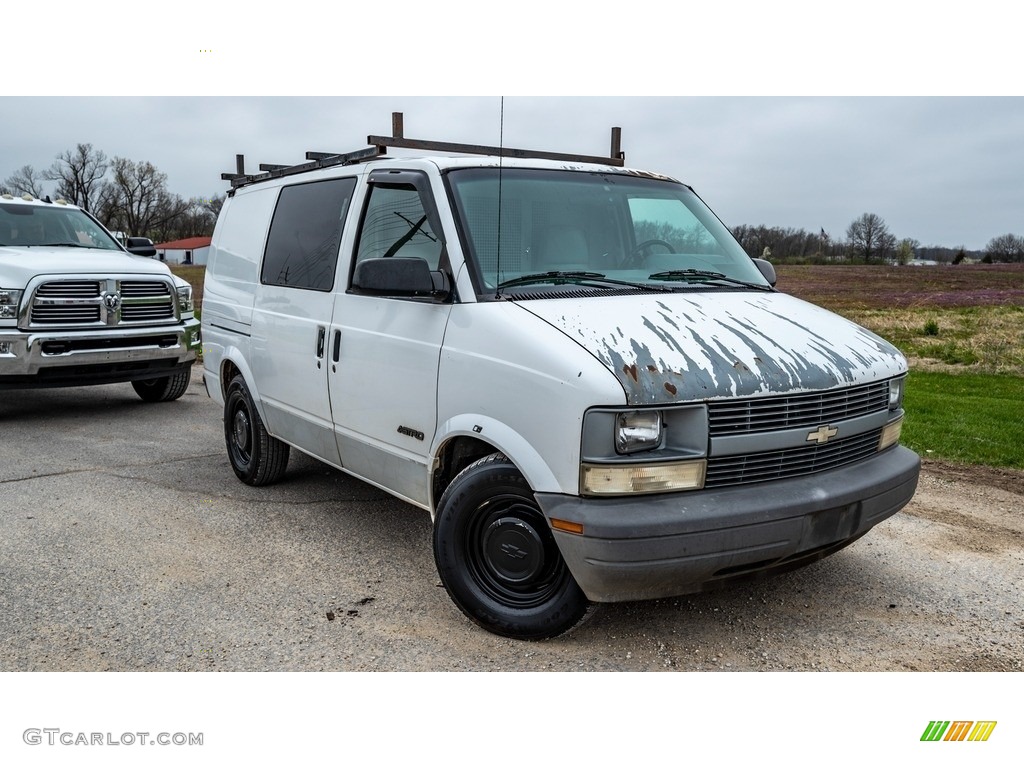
[733,213,1023,264]
[5,144,1023,263]
[1,143,223,244]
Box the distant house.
[153,236,212,265]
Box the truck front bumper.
[537,446,920,603]
[0,318,201,389]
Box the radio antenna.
[494,97,505,299]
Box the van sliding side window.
[261,177,356,291]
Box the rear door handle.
[332,330,342,363]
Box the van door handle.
[332,330,342,363]
[316,327,326,358]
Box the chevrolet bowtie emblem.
[807,425,839,444]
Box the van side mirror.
[125,237,157,257]
[352,257,450,299]
[752,258,777,287]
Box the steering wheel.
[625,239,674,267]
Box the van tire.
[132,369,192,402]
[224,374,289,486]
[433,453,590,640]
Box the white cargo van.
[202,117,920,639]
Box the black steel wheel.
[131,369,191,402]
[223,374,289,486]
[433,453,590,640]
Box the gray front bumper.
[0,317,201,388]
[537,446,920,603]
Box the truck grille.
[707,381,890,437]
[705,429,883,488]
[28,278,176,327]
[122,281,173,321]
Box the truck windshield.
[0,203,122,251]
[446,168,769,297]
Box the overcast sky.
[3,4,1021,251]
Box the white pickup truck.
[0,193,201,400]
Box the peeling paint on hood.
[516,291,908,405]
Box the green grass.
[903,371,1024,469]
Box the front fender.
[431,413,564,514]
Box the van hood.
[0,246,172,285]
[516,291,907,405]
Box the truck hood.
[0,246,173,285]
[516,291,907,405]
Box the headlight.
[582,459,706,495]
[0,289,22,320]
[888,377,905,410]
[175,284,193,314]
[615,410,663,454]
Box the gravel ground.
[1,368,1022,672]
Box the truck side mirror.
[352,257,450,300]
[126,237,157,257]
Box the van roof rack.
[222,112,626,190]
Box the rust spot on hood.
[623,363,639,383]
[664,382,677,396]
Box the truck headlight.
[888,377,905,410]
[0,289,22,319]
[615,410,663,454]
[175,284,194,314]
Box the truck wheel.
[433,453,591,640]
[224,374,289,486]
[132,369,192,402]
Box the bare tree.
[103,157,191,238]
[846,213,894,263]
[201,194,224,219]
[984,233,1024,263]
[3,165,48,198]
[44,144,109,212]
[165,195,223,239]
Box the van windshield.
[0,203,122,251]
[446,168,769,297]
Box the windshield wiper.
[648,269,771,290]
[498,271,672,291]
[36,242,102,249]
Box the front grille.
[28,278,176,327]
[122,281,173,321]
[707,381,890,436]
[704,429,882,488]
